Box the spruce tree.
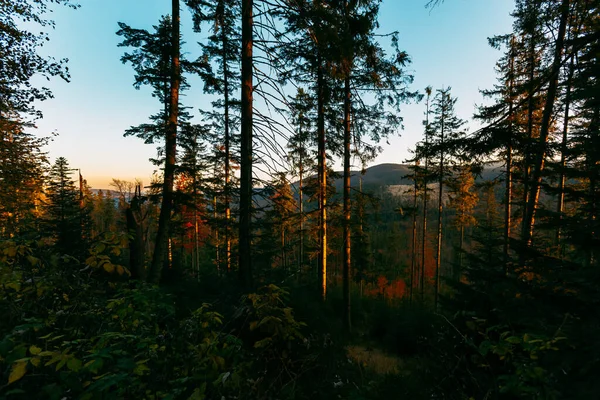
[425,87,466,309]
[44,157,88,257]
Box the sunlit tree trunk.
[435,119,444,311]
[410,160,419,303]
[222,9,232,273]
[299,160,304,276]
[343,73,352,329]
[317,56,327,301]
[504,37,515,272]
[523,0,570,247]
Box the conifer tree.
[287,88,315,274]
[521,0,571,247]
[447,164,478,276]
[44,157,89,257]
[117,3,195,283]
[426,87,466,308]
[187,0,241,273]
[0,121,48,239]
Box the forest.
[1,0,599,398]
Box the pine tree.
[187,0,241,273]
[425,87,466,309]
[0,120,48,239]
[447,164,478,277]
[117,3,194,283]
[287,88,316,275]
[44,157,88,257]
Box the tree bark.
[556,52,575,252]
[522,0,570,247]
[435,102,445,311]
[149,0,180,284]
[317,56,327,301]
[239,0,253,288]
[222,7,232,273]
[421,89,431,302]
[504,36,515,273]
[343,74,352,330]
[411,161,418,302]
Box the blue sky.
[32,0,515,188]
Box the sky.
[31,0,516,189]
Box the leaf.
[8,360,27,384]
[188,384,206,400]
[5,246,17,258]
[478,341,492,356]
[505,336,521,344]
[30,357,41,367]
[26,255,39,266]
[29,345,41,355]
[56,357,68,371]
[254,338,272,349]
[67,358,82,372]
[103,263,115,274]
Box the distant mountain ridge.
[328,162,504,191]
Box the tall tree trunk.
[317,56,327,301]
[343,74,352,330]
[214,193,220,272]
[523,0,570,247]
[411,161,418,302]
[458,216,464,279]
[222,9,232,273]
[522,23,537,241]
[504,36,515,272]
[299,162,304,276]
[149,0,180,284]
[421,88,431,302]
[556,53,575,252]
[435,112,445,310]
[239,0,253,288]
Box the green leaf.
[479,340,492,356]
[67,358,82,372]
[8,360,27,384]
[96,243,106,253]
[505,336,521,344]
[56,357,68,371]
[254,338,272,348]
[29,345,41,355]
[26,255,39,266]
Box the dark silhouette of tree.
[424,87,466,309]
[187,0,241,273]
[0,0,75,124]
[44,157,89,257]
[238,0,254,288]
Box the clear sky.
[31,0,515,189]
